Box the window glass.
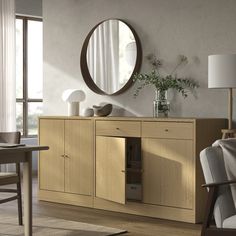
[15,17,43,137]
[16,19,23,99]
[27,20,43,99]
[28,102,43,136]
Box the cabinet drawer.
[142,122,193,139]
[96,121,141,137]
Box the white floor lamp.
[208,54,236,138]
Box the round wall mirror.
[80,19,142,95]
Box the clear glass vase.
[153,90,170,117]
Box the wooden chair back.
[0,132,21,172]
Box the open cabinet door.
[96,136,126,204]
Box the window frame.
[16,15,43,138]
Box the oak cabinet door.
[142,138,194,209]
[39,119,65,192]
[96,136,126,204]
[64,120,93,196]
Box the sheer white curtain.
[0,0,16,132]
[0,0,16,172]
[87,20,119,94]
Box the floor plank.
[0,178,201,236]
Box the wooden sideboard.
[38,116,227,223]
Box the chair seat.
[223,215,236,229]
[0,172,17,178]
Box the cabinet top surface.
[39,116,227,122]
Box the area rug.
[0,214,127,236]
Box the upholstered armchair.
[200,144,236,236]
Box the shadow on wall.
[111,105,136,117]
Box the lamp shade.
[62,89,86,103]
[208,54,236,88]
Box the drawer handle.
[121,170,126,173]
[60,154,65,158]
[64,154,70,158]
[165,129,169,132]
[116,127,120,130]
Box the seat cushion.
[223,215,236,228]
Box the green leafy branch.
[133,54,199,97]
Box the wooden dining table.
[0,145,49,236]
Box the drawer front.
[142,122,194,139]
[96,121,141,137]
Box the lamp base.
[221,129,236,139]
[68,102,80,116]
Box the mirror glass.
[81,19,142,95]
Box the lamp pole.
[222,88,235,138]
[228,88,233,130]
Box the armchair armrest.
[201,179,236,232]
[202,179,236,188]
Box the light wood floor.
[0,178,201,236]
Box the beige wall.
[43,0,236,119]
[16,0,42,17]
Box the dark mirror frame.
[80,19,142,96]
